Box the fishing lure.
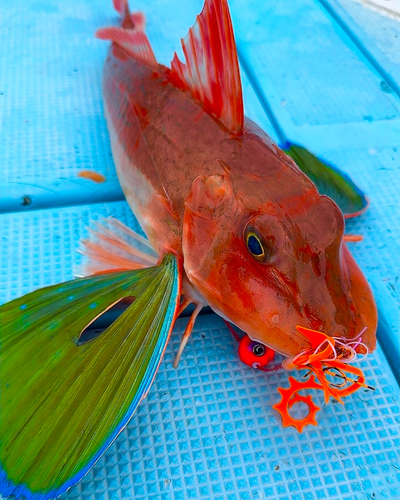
[0,0,378,498]
[273,325,373,431]
[226,321,372,432]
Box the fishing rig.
[226,322,374,432]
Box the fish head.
[182,139,377,358]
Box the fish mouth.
[291,246,378,357]
[285,282,377,359]
[250,248,378,359]
[338,246,378,352]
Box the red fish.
[0,0,377,498]
[96,0,377,356]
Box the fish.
[0,0,378,498]
[96,0,377,355]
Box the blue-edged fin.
[0,254,180,500]
[284,143,368,218]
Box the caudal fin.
[113,0,145,29]
[96,0,156,66]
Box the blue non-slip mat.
[231,0,400,153]
[321,0,400,86]
[0,203,399,499]
[0,0,275,213]
[63,315,400,500]
[1,0,400,498]
[0,202,138,303]
[0,1,124,211]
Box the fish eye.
[246,231,265,261]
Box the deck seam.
[316,0,400,100]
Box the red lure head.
[238,334,275,368]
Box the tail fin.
[113,0,126,16]
[113,0,145,29]
[96,0,156,66]
[0,255,180,500]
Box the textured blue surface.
[0,1,124,212]
[1,0,400,499]
[61,314,399,500]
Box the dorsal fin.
[96,27,157,67]
[170,0,244,134]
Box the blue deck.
[0,0,399,499]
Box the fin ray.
[77,217,158,276]
[0,255,180,500]
[170,0,244,134]
[285,143,368,217]
[96,26,157,66]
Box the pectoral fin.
[285,143,368,218]
[0,254,180,500]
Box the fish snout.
[252,241,378,358]
[338,244,377,351]
[294,242,377,355]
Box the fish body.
[99,0,377,356]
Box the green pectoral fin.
[285,143,368,218]
[0,254,180,500]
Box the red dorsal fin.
[170,0,244,134]
[96,27,156,66]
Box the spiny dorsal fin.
[170,0,244,134]
[96,26,157,67]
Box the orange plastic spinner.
[273,376,322,432]
[274,326,370,432]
